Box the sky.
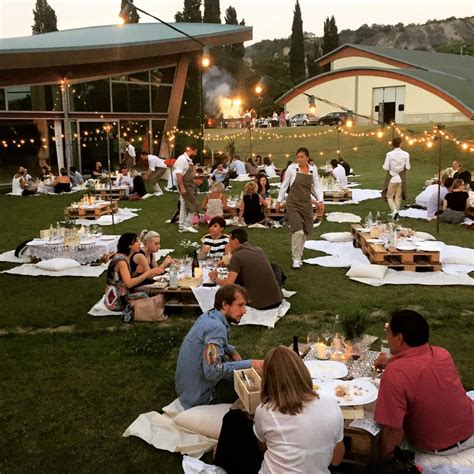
[0,0,473,43]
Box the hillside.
[245,16,474,59]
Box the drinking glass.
[381,339,392,359]
[320,323,332,346]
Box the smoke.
[202,66,241,119]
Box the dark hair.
[392,137,402,148]
[296,147,310,157]
[69,166,76,172]
[116,233,138,255]
[263,156,271,166]
[247,157,256,166]
[214,284,248,310]
[140,150,148,156]
[458,170,471,185]
[187,144,198,151]
[257,174,270,194]
[209,216,226,229]
[60,168,67,176]
[443,177,454,189]
[233,155,241,161]
[230,228,248,244]
[389,310,429,347]
[330,159,338,168]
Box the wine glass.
[320,323,332,346]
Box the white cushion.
[346,264,388,280]
[174,404,231,440]
[36,258,81,271]
[414,231,436,241]
[442,248,474,265]
[162,398,185,418]
[320,232,353,242]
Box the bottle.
[366,211,373,228]
[191,249,200,278]
[49,224,54,239]
[375,211,381,225]
[332,315,344,356]
[292,336,299,356]
[169,264,178,289]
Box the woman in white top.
[254,346,344,474]
[11,166,36,196]
[263,157,277,178]
[277,147,324,268]
[201,181,228,223]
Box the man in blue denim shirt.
[175,284,264,409]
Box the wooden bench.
[65,201,118,220]
[148,285,200,311]
[93,188,127,201]
[324,189,353,202]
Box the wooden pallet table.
[148,285,201,310]
[324,189,352,202]
[65,201,118,220]
[93,188,127,200]
[342,419,379,467]
[224,205,324,223]
[352,224,441,272]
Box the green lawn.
[0,122,473,472]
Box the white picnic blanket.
[399,208,433,220]
[191,286,295,328]
[67,207,140,226]
[348,268,474,287]
[0,250,29,263]
[230,174,253,182]
[324,189,381,206]
[326,212,362,223]
[2,263,108,278]
[183,456,226,474]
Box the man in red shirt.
[374,310,473,461]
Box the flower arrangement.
[179,239,200,255]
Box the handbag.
[130,294,167,322]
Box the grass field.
[0,122,473,472]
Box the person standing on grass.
[174,144,199,233]
[382,137,410,220]
[277,147,324,269]
[123,140,136,170]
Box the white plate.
[315,379,378,406]
[357,227,371,233]
[46,239,63,245]
[367,238,384,244]
[396,243,417,251]
[304,360,348,380]
[80,238,96,245]
[27,239,48,246]
[100,235,116,241]
[153,275,169,282]
[416,242,443,252]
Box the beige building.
[277,44,474,124]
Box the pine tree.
[220,6,245,79]
[32,0,58,35]
[307,40,323,77]
[322,15,339,71]
[203,0,220,23]
[289,0,306,84]
[175,0,202,23]
[119,0,139,24]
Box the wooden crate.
[324,189,352,202]
[65,201,118,220]
[233,368,261,414]
[343,419,379,466]
[93,188,127,200]
[148,286,200,310]
[352,224,441,272]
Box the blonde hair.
[138,229,160,245]
[261,346,317,415]
[244,181,258,195]
[210,181,224,193]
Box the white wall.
[332,56,398,71]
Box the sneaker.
[179,226,198,233]
[155,191,163,197]
[292,259,301,269]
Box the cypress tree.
[289,0,306,84]
[203,0,221,23]
[322,15,339,71]
[119,0,139,24]
[32,0,58,35]
[175,0,202,23]
[220,6,245,79]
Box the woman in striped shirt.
[200,216,230,259]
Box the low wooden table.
[65,201,118,220]
[93,187,127,200]
[148,285,200,310]
[343,419,379,467]
[352,224,441,271]
[225,205,324,223]
[324,189,352,202]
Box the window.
[0,89,5,110]
[151,67,175,85]
[375,105,380,112]
[112,83,150,113]
[7,86,32,111]
[151,85,172,113]
[69,80,111,112]
[398,104,405,111]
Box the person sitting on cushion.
[175,284,263,409]
[239,181,268,225]
[208,228,283,310]
[91,161,103,178]
[11,167,37,196]
[201,216,230,259]
[374,310,473,462]
[439,178,470,224]
[69,166,84,187]
[52,168,72,193]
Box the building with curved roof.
[0,22,252,174]
[277,44,474,125]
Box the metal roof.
[318,43,474,81]
[0,22,252,53]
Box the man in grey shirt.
[209,228,283,310]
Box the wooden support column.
[159,54,191,158]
